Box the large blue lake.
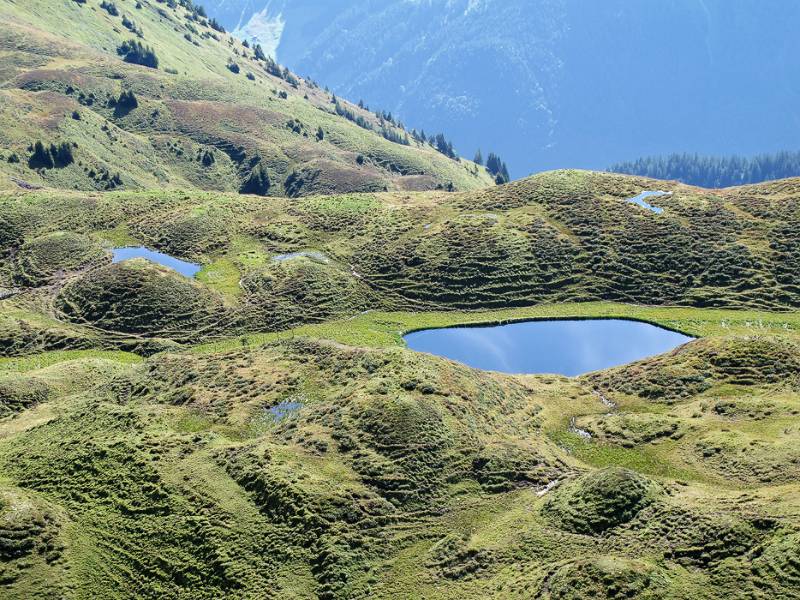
[403,319,694,376]
[112,247,201,278]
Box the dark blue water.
[627,191,670,214]
[403,319,693,376]
[112,247,201,277]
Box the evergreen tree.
[500,162,510,183]
[117,90,138,110]
[434,134,456,159]
[100,1,119,16]
[29,141,53,169]
[485,152,510,183]
[474,149,483,165]
[117,40,158,68]
[240,162,271,195]
[609,150,800,187]
[53,142,74,167]
[486,152,502,175]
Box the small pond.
[268,401,303,421]
[627,191,671,214]
[112,247,201,278]
[403,319,694,376]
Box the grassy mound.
[575,413,683,447]
[284,160,388,197]
[344,170,800,310]
[692,429,800,484]
[2,171,800,322]
[611,503,760,567]
[714,532,800,597]
[708,397,786,420]
[15,232,107,286]
[748,532,800,594]
[0,215,23,257]
[241,256,375,329]
[354,213,580,309]
[133,210,230,258]
[0,313,100,357]
[544,468,661,534]
[0,308,796,596]
[118,339,567,507]
[3,402,278,598]
[56,260,228,340]
[0,376,50,418]
[588,336,800,403]
[540,557,665,599]
[0,489,64,596]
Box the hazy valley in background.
[210,0,800,179]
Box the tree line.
[609,151,800,188]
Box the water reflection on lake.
[403,319,694,376]
[112,247,201,277]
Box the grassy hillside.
[0,167,799,598]
[0,169,798,355]
[0,0,492,195]
[1,2,799,598]
[1,310,800,598]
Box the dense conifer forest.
[609,151,800,188]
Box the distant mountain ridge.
[208,0,800,178]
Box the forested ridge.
[609,151,800,188]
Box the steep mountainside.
[0,0,491,195]
[215,0,800,177]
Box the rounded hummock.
[56,259,227,339]
[544,467,660,534]
[15,232,107,286]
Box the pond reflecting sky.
[403,319,694,376]
[112,247,201,278]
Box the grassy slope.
[0,169,797,355]
[1,312,799,598]
[0,168,798,598]
[0,0,492,195]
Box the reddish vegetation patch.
[167,100,286,136]
[3,89,76,132]
[285,159,387,197]
[397,175,441,191]
[15,68,95,90]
